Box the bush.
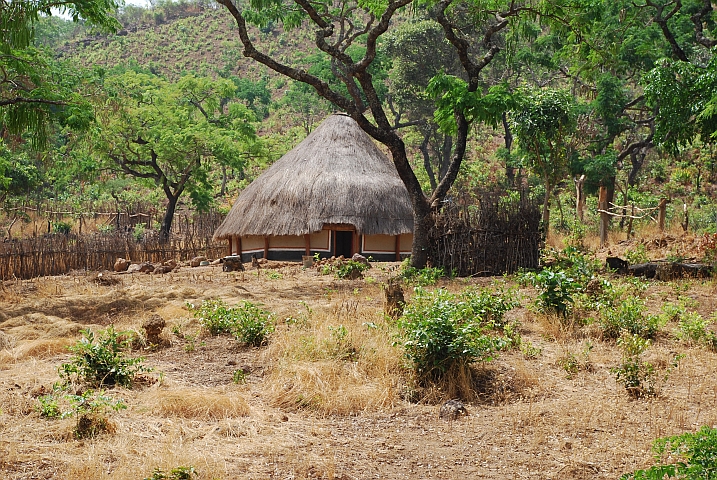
[399,260,445,286]
[189,299,274,346]
[145,466,198,480]
[610,333,656,398]
[335,260,370,279]
[621,426,717,479]
[398,288,507,382]
[531,269,581,316]
[189,299,236,335]
[600,297,662,340]
[59,327,149,388]
[233,301,274,347]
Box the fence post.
[599,186,609,247]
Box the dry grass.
[2,235,717,479]
[152,387,251,419]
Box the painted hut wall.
[241,235,265,254]
[399,233,413,255]
[362,234,396,253]
[309,231,331,251]
[269,235,305,249]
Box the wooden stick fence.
[0,232,226,280]
[427,193,543,276]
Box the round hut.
[213,113,414,262]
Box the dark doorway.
[335,230,353,258]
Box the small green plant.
[144,466,198,480]
[399,261,445,286]
[675,311,717,350]
[610,333,681,399]
[531,269,581,317]
[265,270,283,279]
[52,220,72,235]
[188,299,235,335]
[556,342,593,379]
[600,297,662,340]
[232,369,247,384]
[132,223,146,242]
[324,324,357,360]
[335,260,370,279]
[621,426,717,479]
[232,301,275,346]
[462,286,520,329]
[59,327,149,388]
[625,244,649,264]
[37,386,127,438]
[398,287,506,382]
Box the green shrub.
[144,466,198,480]
[335,260,370,279]
[531,269,581,316]
[625,244,649,264]
[675,311,717,350]
[37,386,127,438]
[189,299,237,335]
[610,333,656,398]
[461,286,520,329]
[59,327,148,388]
[621,426,717,479]
[399,260,445,286]
[398,287,507,382]
[600,297,663,340]
[232,301,274,347]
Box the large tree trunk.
[159,194,179,243]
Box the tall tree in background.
[93,71,260,241]
[216,0,528,267]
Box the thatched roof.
[213,113,414,239]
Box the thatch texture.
[214,114,414,239]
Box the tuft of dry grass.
[152,387,250,419]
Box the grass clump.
[144,466,198,480]
[59,326,149,388]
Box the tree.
[93,71,260,241]
[216,0,525,268]
[512,88,577,230]
[1,1,120,144]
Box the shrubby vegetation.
[189,299,274,346]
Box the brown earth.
[1,249,717,479]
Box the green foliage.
[557,342,593,379]
[530,269,581,317]
[188,299,274,346]
[144,466,198,480]
[233,301,274,347]
[398,287,511,381]
[335,260,370,279]
[232,369,247,384]
[189,299,236,335]
[621,426,717,479]
[611,333,656,398]
[59,327,148,388]
[400,260,445,286]
[51,220,72,235]
[600,297,662,340]
[625,244,650,265]
[675,311,717,350]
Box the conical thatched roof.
[213,113,414,239]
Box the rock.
[257,257,267,265]
[113,257,130,272]
[223,256,245,272]
[93,270,121,286]
[439,399,468,421]
[142,314,166,347]
[211,259,222,265]
[606,256,629,274]
[190,256,207,267]
[127,263,142,274]
[351,253,370,267]
[138,262,155,273]
[199,260,210,266]
[153,265,173,274]
[162,259,177,269]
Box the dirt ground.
[1,251,717,479]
